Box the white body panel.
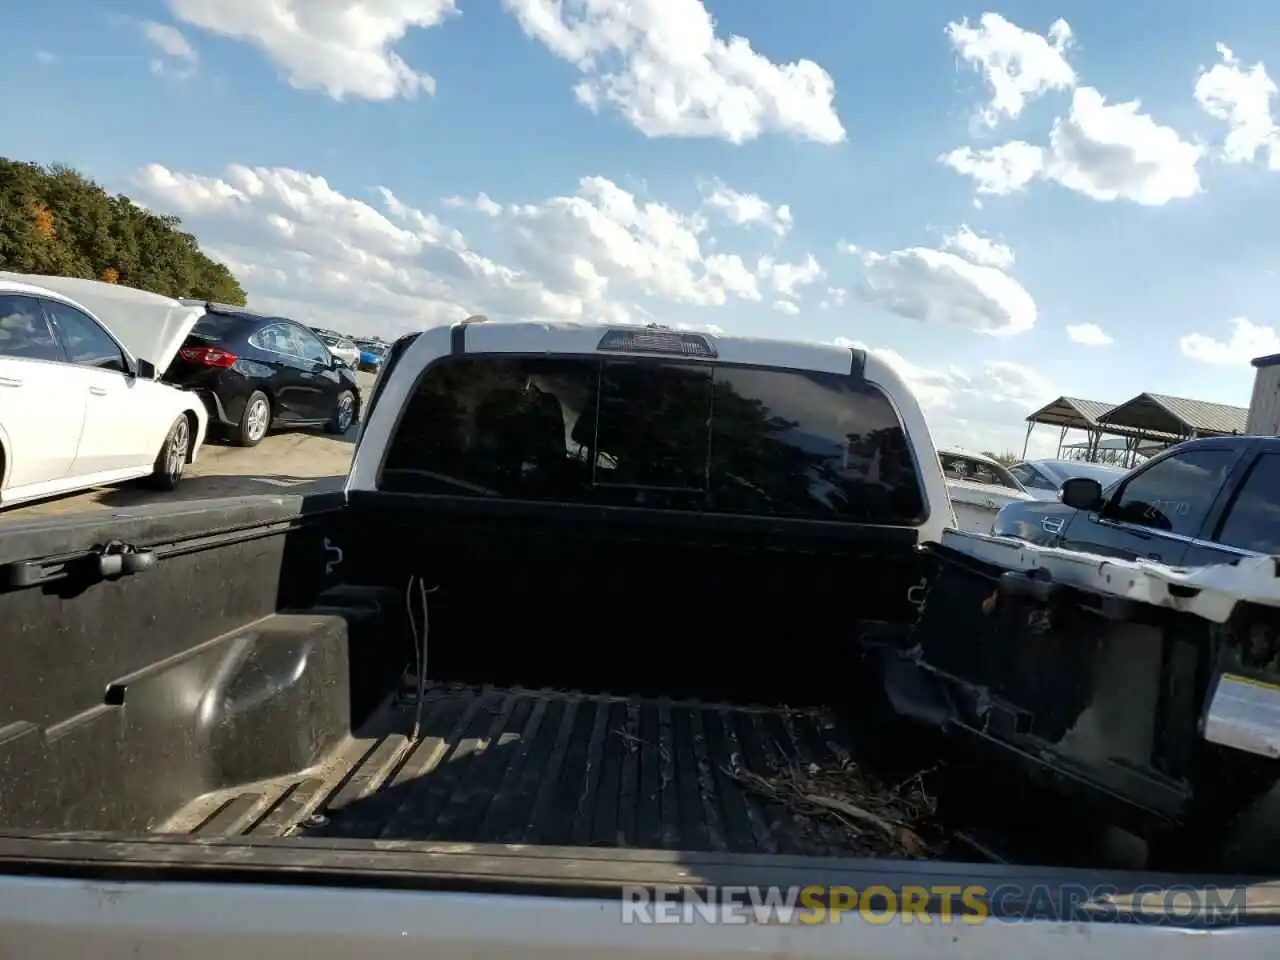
[1,876,1269,959]
[939,528,1280,624]
[68,366,185,476]
[0,356,86,487]
[947,478,1035,534]
[348,322,955,544]
[0,278,208,507]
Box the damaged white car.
[0,272,208,507]
[938,448,1035,534]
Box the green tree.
[981,450,1020,467]
[0,157,246,304]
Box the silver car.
[317,333,360,368]
[1008,458,1127,501]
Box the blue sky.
[6,0,1280,455]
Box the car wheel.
[143,415,191,491]
[326,390,355,435]
[234,391,271,447]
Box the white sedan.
[938,448,1036,534]
[0,273,209,508]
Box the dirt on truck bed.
[160,684,941,858]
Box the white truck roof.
[347,320,955,543]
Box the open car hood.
[0,272,203,377]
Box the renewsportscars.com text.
[620,883,1247,925]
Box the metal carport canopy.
[1021,396,1149,461]
[1097,393,1248,440]
[1024,396,1114,432]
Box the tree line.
[0,157,246,305]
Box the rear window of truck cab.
[379,356,926,525]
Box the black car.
[992,435,1280,564]
[165,304,361,447]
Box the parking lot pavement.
[1,371,377,521]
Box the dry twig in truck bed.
[723,755,943,859]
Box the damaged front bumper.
[874,531,1280,833]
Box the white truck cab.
[350,320,956,545]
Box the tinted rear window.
[190,313,248,342]
[380,356,925,524]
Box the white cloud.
[757,253,823,298]
[941,224,1015,270]
[1195,43,1280,170]
[135,163,247,215]
[940,141,1044,197]
[501,0,845,144]
[141,20,198,77]
[773,300,800,316]
[1066,322,1113,346]
[504,175,761,306]
[165,0,455,100]
[840,241,1036,337]
[700,179,793,235]
[443,193,503,216]
[142,21,196,60]
[1180,317,1280,365]
[946,13,1076,127]
[942,86,1203,205]
[132,161,776,339]
[819,286,848,310]
[1043,88,1203,203]
[474,193,503,216]
[35,50,58,65]
[835,337,1057,455]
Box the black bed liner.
[160,684,874,857]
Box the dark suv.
[165,304,361,447]
[993,435,1280,564]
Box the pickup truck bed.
[160,683,878,857]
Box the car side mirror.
[135,359,157,379]
[1060,477,1104,511]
